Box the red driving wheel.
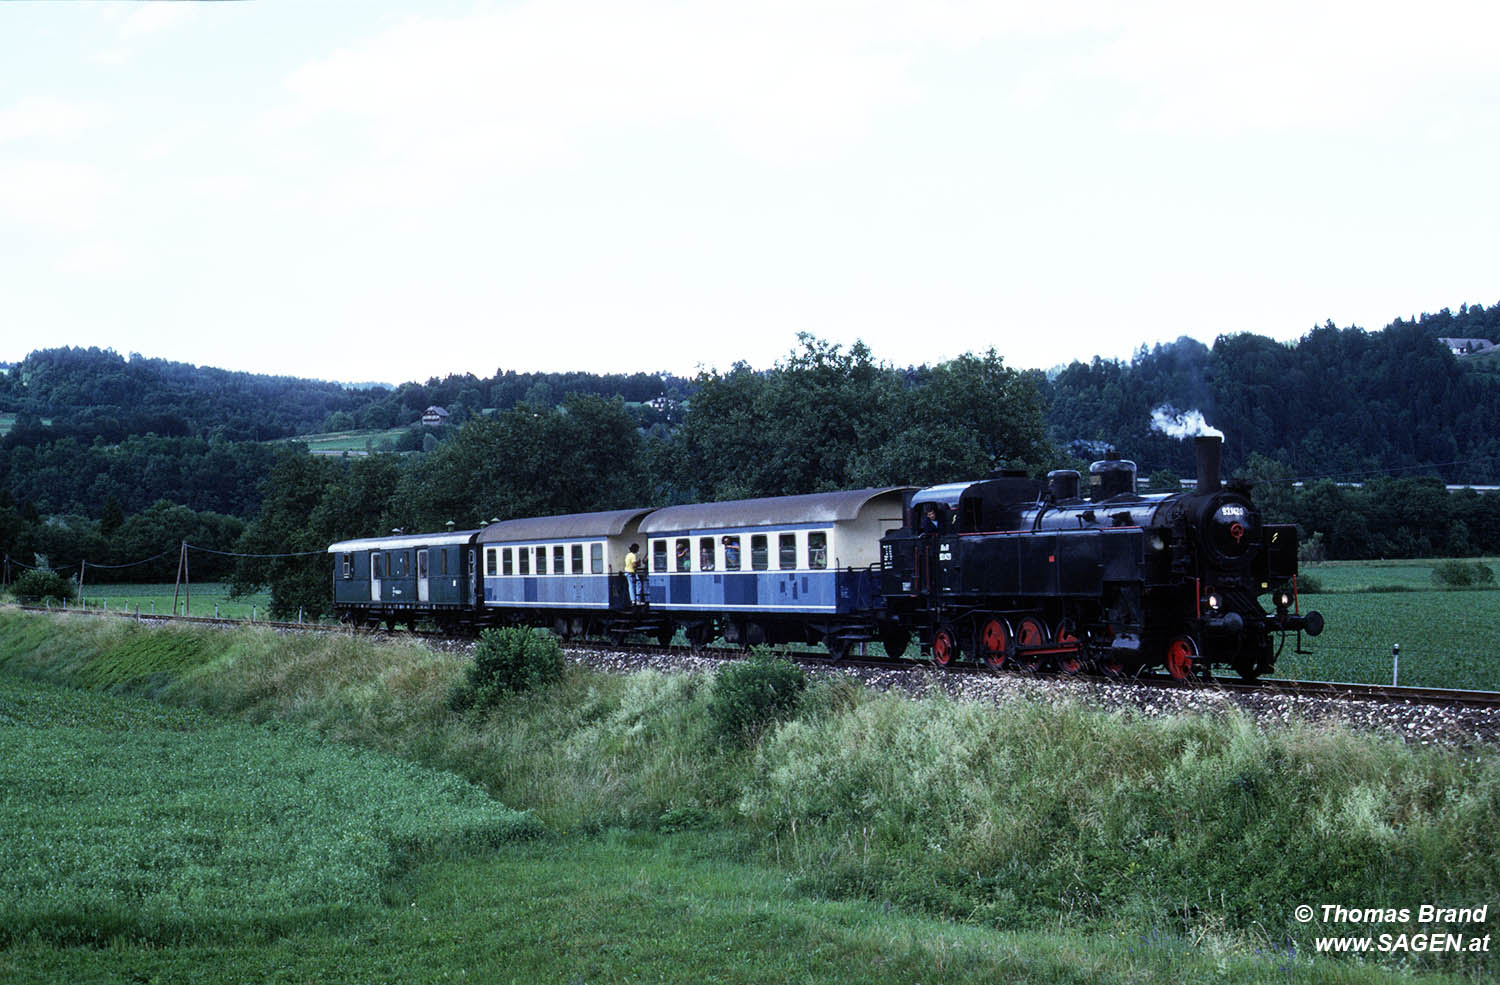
[933,626,959,667]
[1013,616,1047,672]
[979,617,1011,670]
[1165,635,1199,681]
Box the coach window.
[342,553,353,579]
[486,548,497,577]
[751,534,768,571]
[779,533,797,570]
[417,550,428,579]
[553,545,565,574]
[722,535,742,570]
[698,537,715,571]
[590,543,604,574]
[518,548,530,576]
[372,553,383,579]
[675,538,691,572]
[502,548,513,576]
[535,546,548,575]
[571,544,583,574]
[808,532,827,569]
[652,540,668,573]
[440,550,449,576]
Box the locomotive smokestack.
[1194,435,1222,494]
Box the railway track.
[15,604,1500,710]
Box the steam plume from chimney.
[1150,405,1223,440]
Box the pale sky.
[3,1,1497,384]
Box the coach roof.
[639,487,912,533]
[480,507,655,543]
[327,530,480,553]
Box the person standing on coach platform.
[624,543,642,605]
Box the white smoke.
[1150,405,1224,440]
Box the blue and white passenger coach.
[639,487,912,655]
[477,507,654,638]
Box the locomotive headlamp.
[1276,590,1292,610]
[1207,592,1221,612]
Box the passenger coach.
[477,507,654,640]
[640,487,912,656]
[329,529,480,631]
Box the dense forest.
[1047,306,1500,485]
[2,301,1498,614]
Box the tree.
[231,451,344,619]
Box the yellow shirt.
[624,551,639,574]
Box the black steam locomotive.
[879,436,1322,679]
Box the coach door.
[371,552,383,602]
[417,549,430,603]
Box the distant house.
[1438,337,1496,356]
[422,406,450,427]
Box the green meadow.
[73,582,276,621]
[0,610,1495,983]
[294,427,411,455]
[1279,559,1500,690]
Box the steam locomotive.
[879,435,1322,679]
[328,434,1321,680]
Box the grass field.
[294,427,410,455]
[0,676,540,948]
[1282,559,1500,689]
[74,582,278,620]
[1301,558,1499,593]
[2,619,1494,984]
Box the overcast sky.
[3,1,1497,384]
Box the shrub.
[1295,573,1322,594]
[451,627,565,711]
[707,651,806,747]
[10,570,72,605]
[1431,560,1496,588]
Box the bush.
[707,651,806,746]
[1295,573,1322,594]
[451,627,565,711]
[1431,560,1497,587]
[10,570,72,605]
